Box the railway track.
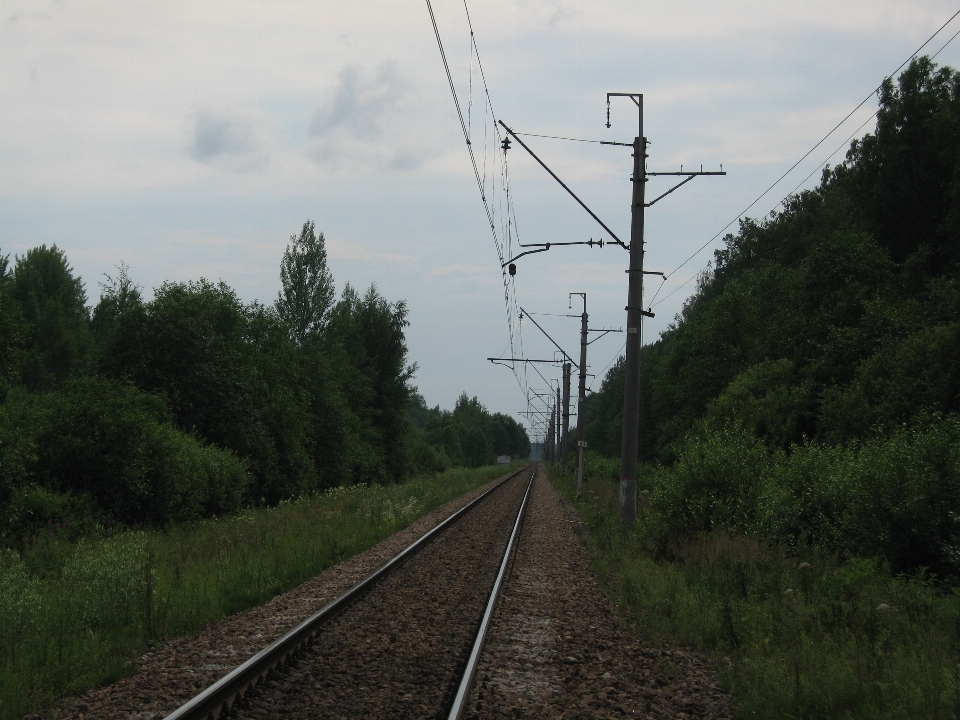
[166,463,537,720]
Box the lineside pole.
[575,300,588,499]
[619,98,645,525]
[555,384,561,465]
[561,362,571,473]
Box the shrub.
[0,378,249,541]
[647,423,774,551]
[649,414,960,578]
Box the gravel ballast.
[29,465,730,719]
[464,467,731,719]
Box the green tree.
[103,278,315,503]
[276,220,335,345]
[10,245,92,390]
[0,253,26,399]
[327,283,417,482]
[91,262,146,376]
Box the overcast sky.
[2,1,959,438]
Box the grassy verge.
[550,464,960,719]
[0,463,522,720]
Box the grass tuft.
[0,463,519,720]
[551,465,960,720]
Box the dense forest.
[0,221,528,544]
[584,57,960,578]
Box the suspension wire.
[514,131,626,145]
[651,9,960,310]
[426,0,527,403]
[467,25,473,143]
[784,20,960,203]
[460,0,534,408]
[785,111,878,199]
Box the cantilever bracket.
[499,121,628,251]
[645,175,696,207]
[502,246,550,268]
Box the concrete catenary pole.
[561,361,571,473]
[575,296,588,499]
[556,383,562,464]
[619,97,646,525]
[548,404,556,462]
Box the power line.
[659,7,960,288]
[426,0,529,406]
[589,340,626,391]
[652,8,960,309]
[514,131,630,146]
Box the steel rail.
[166,463,534,720]
[448,465,537,720]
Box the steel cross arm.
[502,239,609,267]
[644,169,727,207]
[529,389,555,399]
[487,358,564,364]
[499,121,628,251]
[520,307,577,367]
[645,174,696,207]
[586,327,623,345]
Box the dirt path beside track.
[464,468,730,719]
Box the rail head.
[165,463,534,720]
[447,465,538,720]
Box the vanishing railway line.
[166,464,537,720]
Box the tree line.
[583,57,960,578]
[0,221,528,544]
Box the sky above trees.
[2,0,959,431]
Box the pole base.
[618,477,637,525]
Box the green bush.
[554,469,960,720]
[0,463,516,720]
[645,415,960,578]
[582,451,619,481]
[1,487,100,545]
[0,378,249,541]
[647,423,774,550]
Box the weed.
[552,466,960,719]
[0,463,518,720]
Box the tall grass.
[552,466,960,719]
[0,464,519,720]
